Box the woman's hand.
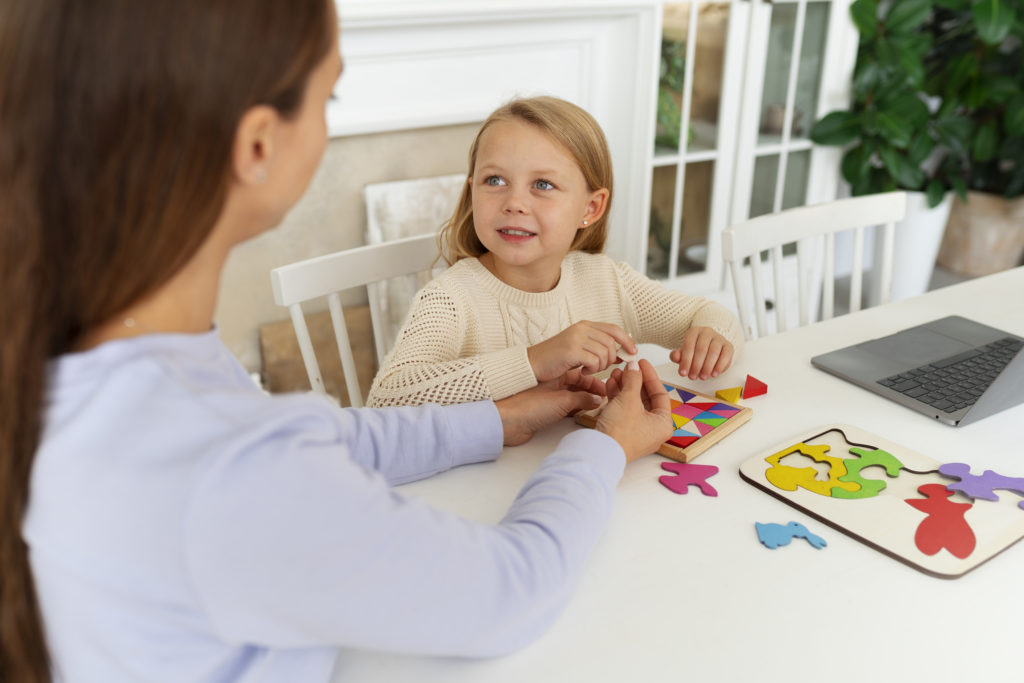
[527,321,636,383]
[670,326,734,380]
[495,370,606,446]
[595,359,673,462]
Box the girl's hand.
[670,326,734,380]
[595,359,673,462]
[527,321,636,383]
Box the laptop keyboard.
[878,337,1023,414]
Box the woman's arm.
[185,422,625,657]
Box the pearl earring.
[255,168,267,184]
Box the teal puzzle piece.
[833,446,905,500]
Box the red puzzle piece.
[905,483,976,559]
[659,462,719,497]
[742,374,767,399]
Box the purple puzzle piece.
[939,462,1024,510]
[659,461,719,496]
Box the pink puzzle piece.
[939,462,1024,510]
[659,461,719,497]
[906,483,976,559]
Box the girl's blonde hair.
[439,96,614,265]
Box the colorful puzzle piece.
[755,521,826,549]
[906,483,976,559]
[764,442,859,497]
[659,462,719,496]
[939,463,1024,510]
[742,374,767,399]
[833,446,906,500]
[715,386,742,403]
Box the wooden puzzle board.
[576,381,751,462]
[739,424,1024,578]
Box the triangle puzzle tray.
[575,380,752,463]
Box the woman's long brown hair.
[0,0,334,678]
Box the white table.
[332,266,1024,683]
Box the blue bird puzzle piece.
[755,521,827,550]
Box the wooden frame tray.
[575,380,752,462]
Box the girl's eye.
[485,176,506,187]
[534,179,554,191]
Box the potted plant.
[810,0,954,301]
[925,0,1024,277]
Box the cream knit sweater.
[367,251,743,407]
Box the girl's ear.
[581,187,610,227]
[232,105,278,187]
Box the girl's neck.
[478,251,566,293]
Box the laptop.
[811,315,1024,426]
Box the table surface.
[331,266,1024,683]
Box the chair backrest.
[721,191,907,341]
[363,174,465,362]
[270,233,442,407]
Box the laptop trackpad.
[859,327,972,365]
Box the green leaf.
[925,179,947,208]
[841,144,873,184]
[1005,95,1024,137]
[850,0,879,41]
[853,60,883,100]
[966,79,989,109]
[944,52,979,99]
[880,145,926,188]
[810,111,862,146]
[988,76,1020,104]
[885,0,934,35]
[972,119,999,161]
[907,131,937,165]
[875,109,915,148]
[973,0,1015,45]
[935,115,974,157]
[951,175,969,202]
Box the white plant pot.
[870,191,952,305]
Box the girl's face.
[470,118,607,292]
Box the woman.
[0,1,673,681]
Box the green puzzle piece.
[833,446,905,499]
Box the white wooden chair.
[363,174,464,362]
[270,233,442,407]
[721,191,907,341]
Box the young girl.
[368,96,743,408]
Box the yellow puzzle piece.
[715,386,742,403]
[764,442,860,497]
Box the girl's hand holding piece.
[527,320,636,382]
[595,359,673,462]
[670,325,735,380]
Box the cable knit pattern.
[367,251,744,407]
